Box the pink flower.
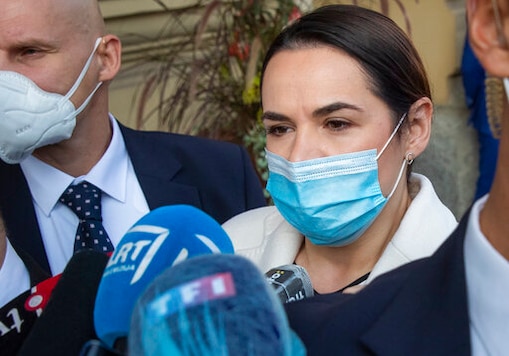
[288,6,302,23]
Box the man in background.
[461,35,499,200]
[0,0,266,276]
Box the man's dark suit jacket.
[286,211,472,356]
[0,123,266,274]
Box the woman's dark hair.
[261,4,431,124]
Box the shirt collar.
[20,114,129,216]
[465,195,509,354]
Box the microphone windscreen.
[129,254,306,356]
[18,250,109,356]
[94,205,234,349]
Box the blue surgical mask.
[266,114,408,246]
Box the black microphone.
[17,249,109,356]
[129,254,306,356]
[0,290,36,356]
[265,265,314,303]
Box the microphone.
[265,265,314,304]
[0,290,36,356]
[0,274,60,356]
[0,260,95,356]
[24,274,61,316]
[128,254,306,356]
[17,250,109,356]
[93,204,234,352]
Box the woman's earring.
[405,152,415,165]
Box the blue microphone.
[93,205,234,351]
[129,254,306,356]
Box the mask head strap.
[63,37,103,102]
[385,155,408,200]
[376,112,407,160]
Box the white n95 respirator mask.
[0,38,103,164]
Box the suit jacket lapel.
[119,123,202,210]
[361,212,472,355]
[0,124,201,275]
[0,161,51,273]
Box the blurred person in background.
[285,1,509,354]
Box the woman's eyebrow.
[261,111,290,122]
[261,102,362,122]
[312,102,362,118]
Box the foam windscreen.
[94,205,234,349]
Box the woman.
[223,4,457,294]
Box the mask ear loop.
[376,112,407,160]
[385,154,409,200]
[64,37,103,101]
[375,112,409,199]
[61,37,104,114]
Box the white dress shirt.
[20,115,150,275]
[465,195,509,356]
[0,238,30,307]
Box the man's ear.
[467,0,509,77]
[97,34,122,82]
[405,97,432,158]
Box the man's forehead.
[2,0,92,24]
[8,37,61,49]
[0,4,91,46]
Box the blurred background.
[100,0,476,220]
